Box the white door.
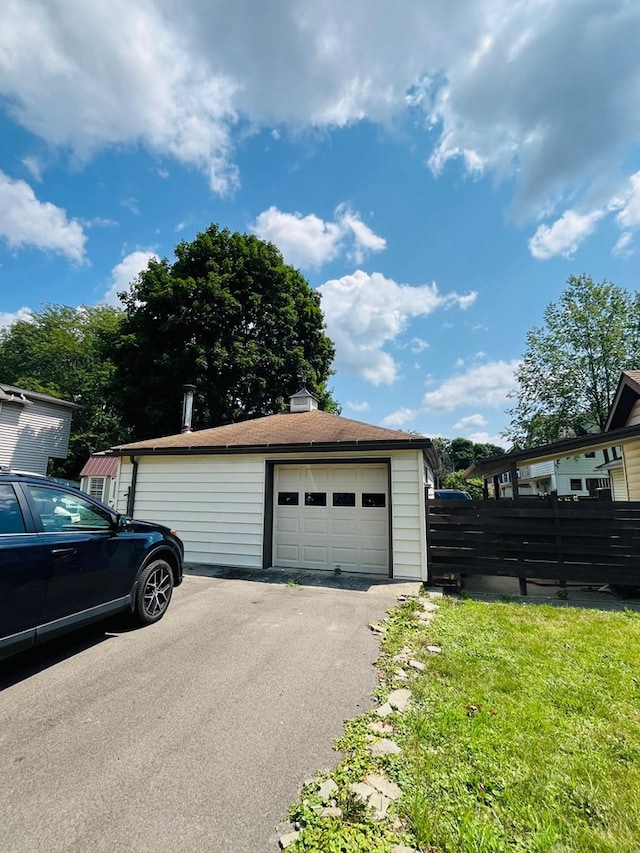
[272,464,389,574]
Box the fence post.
[552,491,566,587]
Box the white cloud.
[0,0,637,230]
[0,171,86,261]
[422,359,520,412]
[467,431,507,448]
[318,270,476,385]
[613,231,634,257]
[21,155,43,182]
[103,250,157,304]
[528,209,604,260]
[452,413,487,431]
[613,170,640,230]
[0,306,33,328]
[250,204,386,269]
[346,400,370,412]
[380,407,417,428]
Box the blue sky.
[1,0,640,446]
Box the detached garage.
[107,391,437,581]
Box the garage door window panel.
[362,493,386,508]
[277,492,299,506]
[333,492,356,507]
[305,492,327,506]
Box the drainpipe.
[181,384,196,433]
[126,455,138,516]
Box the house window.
[333,492,356,507]
[570,478,582,491]
[88,477,105,501]
[585,451,596,458]
[304,492,327,506]
[362,493,386,508]
[278,492,299,506]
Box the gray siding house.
[0,384,76,475]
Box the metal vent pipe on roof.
[181,384,196,433]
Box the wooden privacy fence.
[426,497,640,593]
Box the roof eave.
[106,437,433,457]
[467,423,640,479]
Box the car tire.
[133,559,174,626]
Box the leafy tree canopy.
[114,225,338,439]
[443,470,484,499]
[505,274,640,447]
[0,304,128,477]
[432,436,506,482]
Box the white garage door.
[273,464,389,574]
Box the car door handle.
[51,548,77,558]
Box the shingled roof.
[109,409,432,455]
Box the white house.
[497,451,611,498]
[0,383,76,475]
[106,390,437,581]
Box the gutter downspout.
[126,455,138,516]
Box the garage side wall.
[115,455,265,567]
[390,451,428,581]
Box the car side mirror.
[116,514,128,530]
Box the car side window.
[0,484,26,534]
[25,485,112,532]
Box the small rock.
[368,738,403,756]
[369,791,391,820]
[318,779,338,799]
[395,668,408,681]
[387,688,412,712]
[392,846,419,853]
[350,781,377,801]
[365,773,403,801]
[421,601,440,612]
[279,831,300,849]
[320,806,343,819]
[408,659,425,671]
[426,645,442,654]
[390,816,405,830]
[393,652,410,663]
[417,611,433,623]
[368,720,394,734]
[369,622,388,634]
[376,701,393,718]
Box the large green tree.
[432,436,506,480]
[0,304,128,477]
[505,274,640,447]
[114,225,337,438]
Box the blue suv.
[0,471,183,660]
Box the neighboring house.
[79,453,119,504]
[604,369,640,500]
[105,390,437,581]
[0,383,76,476]
[470,370,640,500]
[496,452,611,498]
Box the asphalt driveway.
[0,567,420,853]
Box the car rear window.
[0,484,26,534]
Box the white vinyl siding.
[610,466,629,501]
[554,451,609,496]
[622,442,640,501]
[0,399,72,475]
[114,447,429,581]
[117,455,265,567]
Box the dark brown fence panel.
[426,498,640,588]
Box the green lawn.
[287,595,640,853]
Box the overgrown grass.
[286,596,640,853]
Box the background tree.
[114,225,338,439]
[442,470,484,499]
[505,274,640,447]
[0,304,128,477]
[432,437,505,483]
